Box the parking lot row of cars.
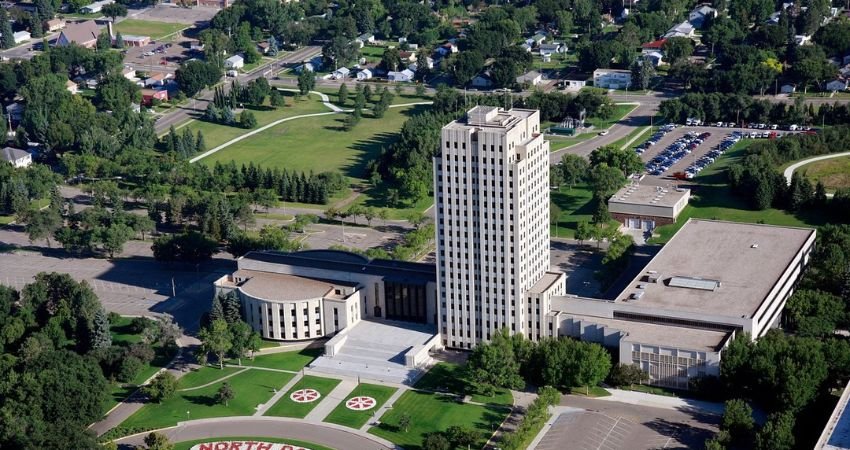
[643,131,711,176]
[676,133,741,179]
[633,124,677,155]
[684,118,814,131]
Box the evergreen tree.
[90,308,112,350]
[96,30,111,51]
[196,131,206,153]
[209,295,225,322]
[337,83,349,105]
[114,32,124,48]
[0,9,14,49]
[166,125,178,152]
[216,382,235,406]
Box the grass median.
[323,383,397,428]
[264,375,341,418]
[226,348,321,372]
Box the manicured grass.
[0,215,14,225]
[548,132,596,151]
[799,155,850,192]
[231,348,322,371]
[174,437,334,450]
[254,212,294,221]
[181,92,328,148]
[569,386,612,397]
[259,339,282,349]
[264,375,341,418]
[550,183,595,239]
[369,390,509,450]
[349,183,434,220]
[323,383,398,428]
[122,369,293,429]
[650,140,829,243]
[585,104,637,130]
[360,45,386,63]
[201,104,425,182]
[179,366,244,390]
[415,362,513,407]
[113,19,186,40]
[110,316,142,345]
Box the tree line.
[659,93,850,126]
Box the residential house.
[825,79,848,91]
[356,68,372,80]
[539,43,565,55]
[436,42,458,56]
[408,57,433,72]
[56,20,100,48]
[388,69,414,82]
[6,102,23,122]
[780,84,796,94]
[44,18,65,32]
[471,73,493,88]
[562,79,587,90]
[641,38,667,54]
[145,72,171,87]
[516,70,543,86]
[520,43,532,53]
[795,35,812,46]
[65,80,79,94]
[122,66,136,80]
[593,68,632,89]
[398,37,407,44]
[257,41,270,54]
[141,88,168,106]
[333,67,350,80]
[664,22,695,39]
[80,0,114,14]
[357,33,375,45]
[12,31,30,44]
[528,33,546,47]
[689,5,717,28]
[645,51,664,66]
[399,51,417,63]
[1,147,31,168]
[225,54,244,69]
[541,53,551,63]
[121,35,150,47]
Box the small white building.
[795,35,812,46]
[122,66,136,80]
[562,79,587,90]
[80,0,114,14]
[388,69,414,82]
[333,67,350,80]
[12,31,30,44]
[539,43,565,55]
[593,69,632,89]
[2,147,32,168]
[688,5,717,28]
[225,55,244,69]
[356,68,373,80]
[664,22,695,38]
[520,43,532,53]
[516,70,543,86]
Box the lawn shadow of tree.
[183,394,218,407]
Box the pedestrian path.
[179,368,249,392]
[360,385,409,432]
[304,378,358,422]
[599,388,724,415]
[254,372,304,416]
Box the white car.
[598,130,609,136]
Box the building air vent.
[668,276,720,291]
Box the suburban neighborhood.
[1,0,850,449]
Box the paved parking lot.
[534,398,719,450]
[127,4,219,25]
[124,34,200,75]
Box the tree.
[606,363,648,388]
[297,69,315,95]
[381,48,402,72]
[560,154,589,189]
[662,37,694,65]
[96,30,111,51]
[144,371,178,402]
[445,426,477,449]
[26,208,61,248]
[269,89,285,108]
[398,413,411,432]
[755,411,794,450]
[90,308,112,350]
[337,83,349,105]
[239,110,257,129]
[176,61,222,97]
[199,319,232,369]
[466,328,525,390]
[589,164,625,198]
[422,432,450,450]
[99,223,133,258]
[449,51,484,85]
[590,146,643,177]
[573,342,612,395]
[630,57,655,91]
[143,432,174,450]
[102,3,127,22]
[721,399,754,446]
[229,320,256,365]
[216,382,235,407]
[0,9,15,49]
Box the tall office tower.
[434,106,554,349]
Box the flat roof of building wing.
[562,313,730,352]
[608,183,689,208]
[529,271,564,294]
[236,269,334,301]
[615,219,815,318]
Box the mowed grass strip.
[800,155,850,192]
[113,19,186,39]
[323,383,397,428]
[229,347,322,372]
[415,362,512,406]
[174,437,334,450]
[109,316,142,345]
[122,369,293,429]
[264,375,341,418]
[201,105,424,182]
[179,366,244,390]
[369,390,509,449]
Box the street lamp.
[186,410,190,421]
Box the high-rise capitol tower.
[434,106,565,349]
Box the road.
[113,417,394,450]
[153,45,322,134]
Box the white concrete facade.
[435,106,554,349]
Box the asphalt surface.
[113,418,394,450]
[153,45,322,134]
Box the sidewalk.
[254,372,304,416]
[598,388,725,415]
[361,385,409,432]
[304,378,358,422]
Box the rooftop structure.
[56,20,99,48]
[608,183,690,231]
[816,379,850,449]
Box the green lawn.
[264,375,341,418]
[181,92,329,149]
[359,45,386,63]
[201,104,425,183]
[548,133,596,151]
[585,104,637,130]
[174,437,333,450]
[369,390,509,450]
[348,183,434,220]
[550,183,597,239]
[323,383,398,428]
[414,362,513,407]
[569,386,612,397]
[110,316,142,345]
[179,366,244,390]
[229,348,322,372]
[650,140,828,243]
[799,155,850,192]
[122,369,293,429]
[113,19,186,40]
[0,215,13,225]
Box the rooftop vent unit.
[647,273,661,283]
[630,291,645,300]
[668,276,720,291]
[751,243,759,248]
